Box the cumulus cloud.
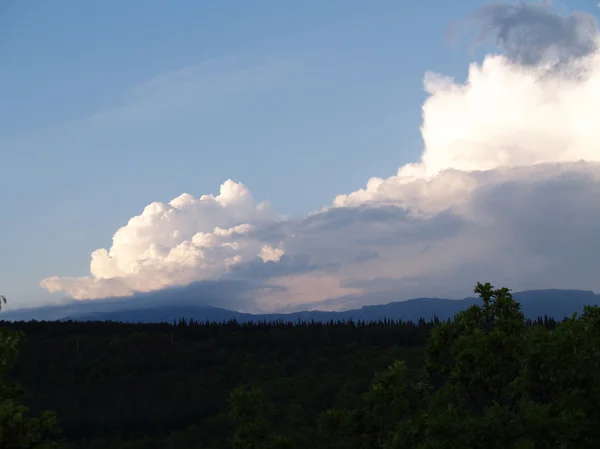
[41,180,283,299]
[41,1,600,312]
[335,5,600,210]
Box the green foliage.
[2,317,427,448]
[228,387,291,449]
[5,283,598,448]
[320,282,600,448]
[318,360,428,449]
[0,297,59,449]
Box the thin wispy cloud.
[87,56,293,126]
[1,56,294,150]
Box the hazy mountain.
[52,289,600,324]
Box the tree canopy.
[319,282,600,448]
[0,297,59,449]
[2,283,600,448]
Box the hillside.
[57,288,599,323]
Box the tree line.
[2,283,598,448]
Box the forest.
[0,282,599,448]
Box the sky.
[2,0,600,316]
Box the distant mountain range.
[51,289,600,324]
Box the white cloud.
[41,180,282,299]
[334,47,600,212]
[41,2,600,312]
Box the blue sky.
[2,0,600,312]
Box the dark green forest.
[1,283,600,448]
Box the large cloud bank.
[41,2,600,312]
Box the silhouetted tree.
[0,297,59,448]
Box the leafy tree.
[0,297,59,449]
[228,387,291,449]
[319,360,428,449]
[320,282,600,448]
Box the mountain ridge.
[55,289,600,324]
